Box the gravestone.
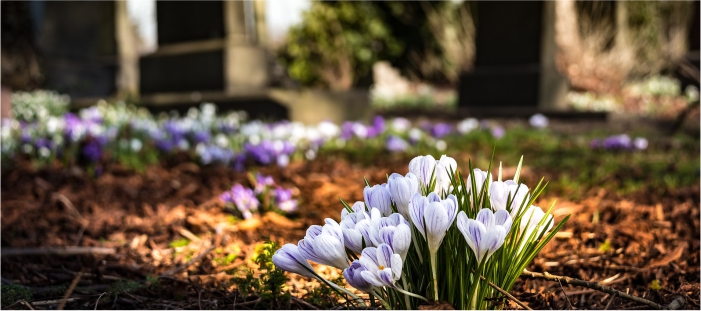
[34,1,118,98]
[139,0,269,95]
[458,1,567,116]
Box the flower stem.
[401,275,412,308]
[470,282,479,310]
[393,286,429,302]
[430,252,438,301]
[372,289,392,309]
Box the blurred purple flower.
[275,187,298,213]
[82,140,103,162]
[633,137,648,150]
[221,184,259,219]
[430,123,452,139]
[529,113,549,129]
[491,126,505,139]
[255,173,275,194]
[386,135,409,152]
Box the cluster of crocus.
[590,134,648,151]
[219,173,298,219]
[273,154,568,309]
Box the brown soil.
[1,154,699,310]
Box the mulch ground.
[1,153,699,310]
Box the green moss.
[168,238,190,248]
[1,284,32,306]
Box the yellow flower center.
[379,265,385,270]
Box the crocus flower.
[386,135,409,152]
[457,209,511,264]
[388,172,419,219]
[457,118,479,134]
[254,173,275,194]
[408,128,422,144]
[391,118,411,133]
[529,113,549,129]
[409,155,437,188]
[489,180,530,217]
[273,244,319,279]
[491,126,505,139]
[378,223,411,261]
[519,205,553,238]
[633,137,648,150]
[298,219,349,269]
[227,184,260,219]
[409,193,458,255]
[340,203,371,254]
[364,183,392,216]
[466,168,492,196]
[275,187,298,213]
[358,244,402,288]
[343,261,374,292]
[430,123,452,139]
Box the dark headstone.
[156,1,225,45]
[459,1,544,110]
[34,1,118,98]
[140,51,225,94]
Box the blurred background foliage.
[278,0,694,93]
[277,0,476,90]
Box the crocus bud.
[466,168,492,196]
[489,180,530,217]
[272,244,318,279]
[343,261,374,292]
[435,155,457,195]
[409,155,437,188]
[364,184,392,216]
[388,172,419,219]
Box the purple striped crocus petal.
[494,209,512,233]
[377,268,396,287]
[476,208,495,230]
[409,193,427,240]
[272,244,317,279]
[343,261,373,292]
[427,192,441,203]
[306,225,323,239]
[390,253,402,280]
[376,244,394,269]
[359,247,379,271]
[314,233,349,269]
[483,226,507,260]
[342,228,364,254]
[360,270,386,287]
[409,155,437,187]
[443,194,459,222]
[424,202,450,254]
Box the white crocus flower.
[408,192,458,301]
[466,168,492,197]
[457,209,512,264]
[489,180,530,217]
[387,172,419,220]
[409,154,457,196]
[298,219,349,270]
[364,183,392,216]
[358,244,402,288]
[519,205,554,238]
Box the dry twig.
[1,247,115,257]
[521,271,686,310]
[57,271,83,310]
[472,270,531,310]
